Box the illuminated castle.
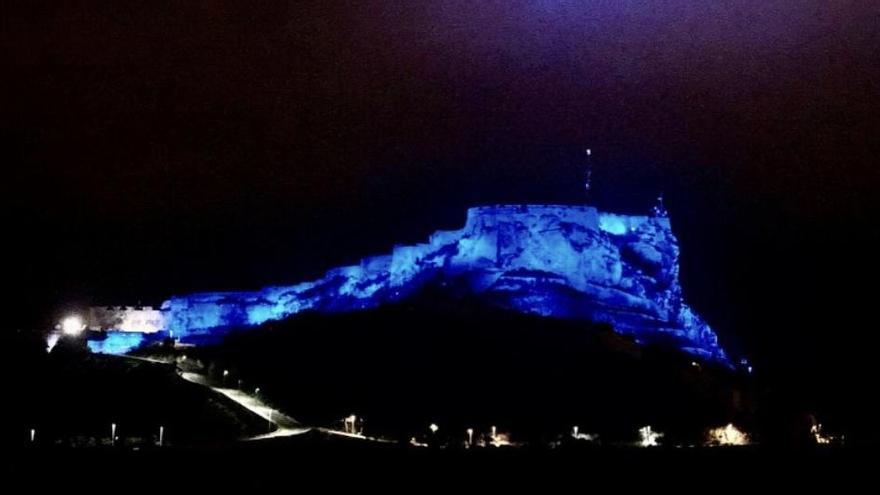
[128,204,729,364]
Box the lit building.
[88,306,165,333]
[84,306,166,354]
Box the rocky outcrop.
[161,205,728,364]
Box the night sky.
[4,2,880,421]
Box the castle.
[87,204,730,365]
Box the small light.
[429,423,439,433]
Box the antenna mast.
[653,192,669,217]
[584,148,593,202]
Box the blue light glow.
[158,205,730,364]
[87,332,146,355]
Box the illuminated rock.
[87,331,145,355]
[161,204,729,364]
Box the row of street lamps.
[26,424,167,447]
[220,369,263,398]
[426,423,496,447]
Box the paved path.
[120,355,393,443]
[179,372,310,439]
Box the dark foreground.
[5,433,873,491]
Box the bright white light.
[706,423,749,446]
[61,316,85,336]
[46,333,60,352]
[429,423,439,433]
[572,426,599,442]
[638,426,663,447]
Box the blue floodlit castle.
[109,204,727,364]
[89,204,729,364]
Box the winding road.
[179,372,310,439]
[121,354,391,443]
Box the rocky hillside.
[162,205,728,364]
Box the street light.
[466,428,474,447]
[429,423,439,434]
[222,369,229,387]
[111,423,117,447]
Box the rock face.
[162,205,729,364]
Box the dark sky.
[4,1,880,419]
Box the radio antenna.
[584,148,593,201]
